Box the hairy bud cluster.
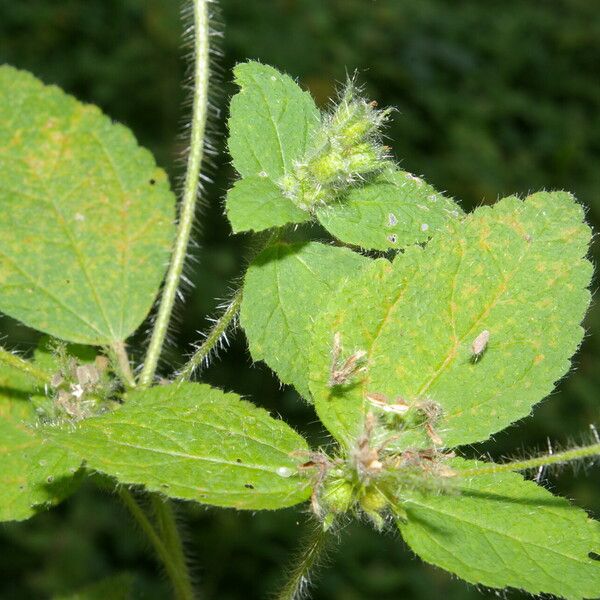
[279,82,393,211]
[34,342,116,423]
[304,410,457,532]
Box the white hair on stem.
[139,0,222,386]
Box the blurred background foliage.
[0,0,599,598]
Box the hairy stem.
[175,230,278,382]
[276,522,333,600]
[119,489,194,600]
[176,288,242,382]
[140,0,211,386]
[110,341,136,388]
[150,496,195,598]
[458,443,600,478]
[0,345,49,384]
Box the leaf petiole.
[109,341,136,388]
[275,520,333,600]
[176,287,243,382]
[458,442,600,477]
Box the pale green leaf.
[397,458,600,599]
[0,362,81,522]
[225,175,310,233]
[241,241,371,399]
[44,383,312,510]
[309,192,592,448]
[0,65,175,344]
[316,169,463,250]
[227,61,321,180]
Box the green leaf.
[309,192,592,448]
[316,169,463,250]
[241,241,371,399]
[0,362,81,522]
[44,383,311,510]
[225,175,310,233]
[227,61,321,180]
[0,65,175,344]
[397,458,600,599]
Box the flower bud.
[277,79,393,211]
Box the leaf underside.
[0,65,175,344]
[316,169,463,250]
[45,383,312,510]
[241,241,371,399]
[398,458,600,599]
[309,191,592,449]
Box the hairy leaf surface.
[225,175,310,233]
[0,363,80,522]
[309,192,592,448]
[228,61,320,180]
[45,383,312,510]
[397,458,600,599]
[0,66,175,344]
[241,242,370,399]
[316,170,463,250]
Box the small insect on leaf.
[471,329,490,360]
[328,332,367,387]
[366,392,410,415]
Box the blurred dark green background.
[1,1,599,598]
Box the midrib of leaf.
[250,72,287,174]
[350,263,414,428]
[44,108,117,339]
[84,405,297,460]
[94,438,289,475]
[446,243,464,350]
[299,97,313,164]
[238,131,265,173]
[273,248,295,346]
[404,497,593,569]
[88,130,131,338]
[339,214,549,438]
[361,220,536,408]
[413,218,544,403]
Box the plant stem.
[0,345,49,385]
[458,443,600,478]
[175,230,279,382]
[119,488,195,600]
[176,288,242,382]
[275,521,332,600]
[110,341,136,388]
[140,0,211,387]
[150,495,195,599]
